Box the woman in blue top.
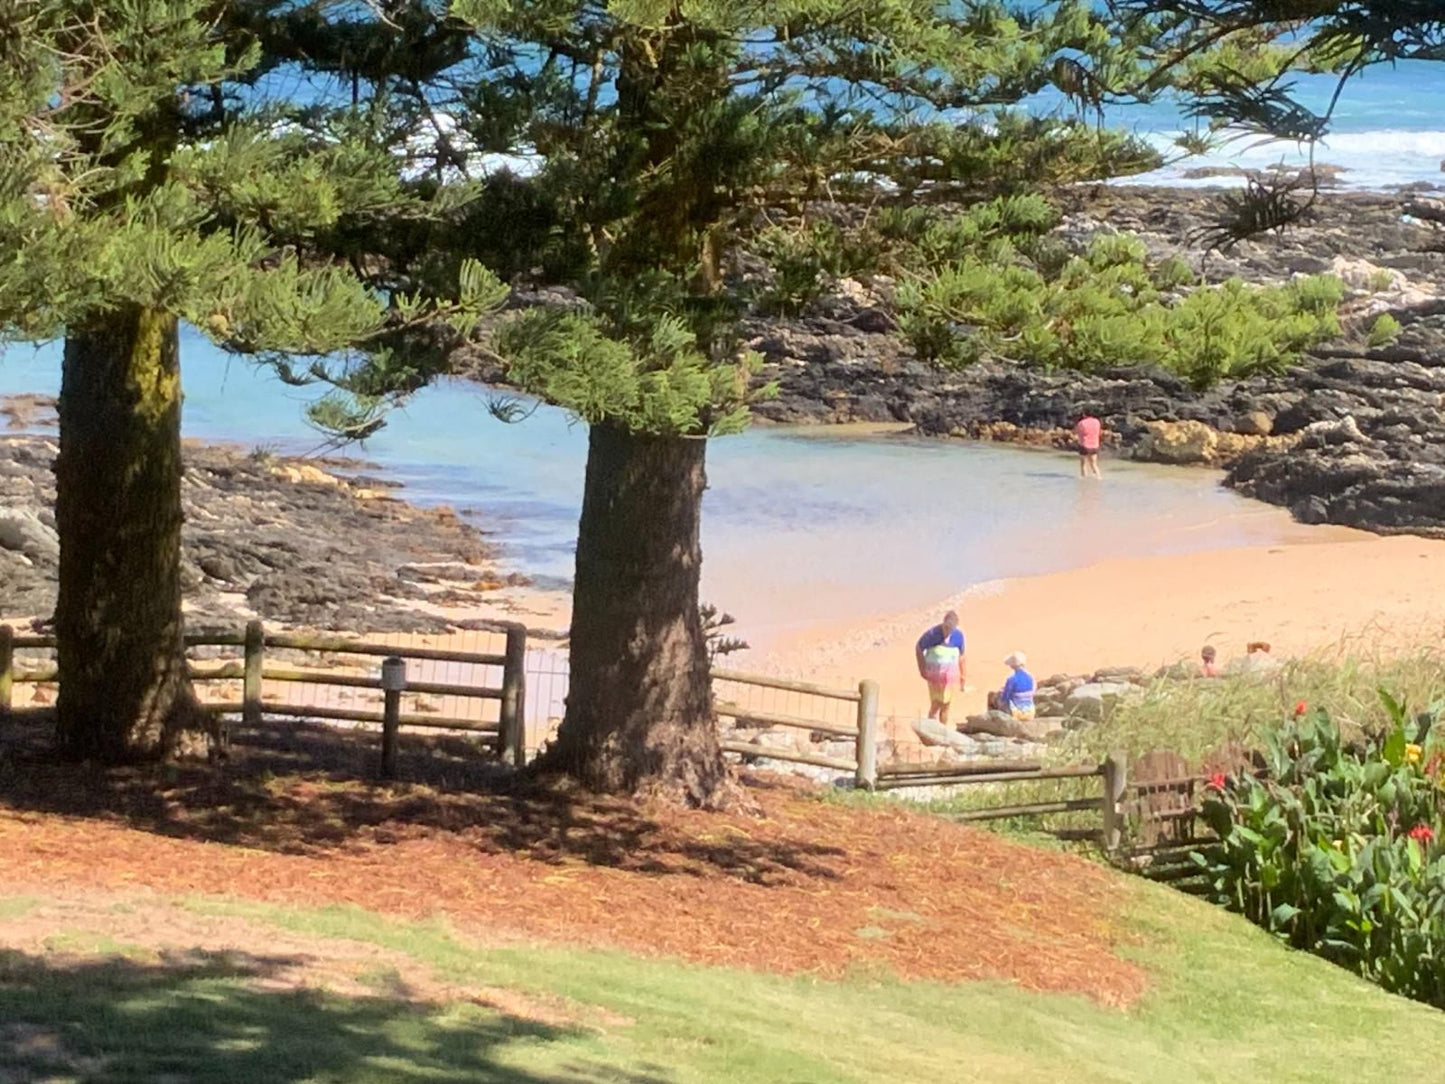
[995,652,1036,721]
[915,611,966,725]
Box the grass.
[894,646,1445,831]
[1057,645,1445,766]
[2,879,1442,1083]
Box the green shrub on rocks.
[1195,693,1445,1008]
[1369,313,1403,348]
[755,193,1346,386]
[895,226,1341,383]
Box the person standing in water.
[916,611,966,725]
[1075,412,1102,479]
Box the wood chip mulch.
[0,745,1148,1007]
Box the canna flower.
[1293,700,1308,718]
[1407,743,1423,765]
[1409,824,1435,844]
[1207,772,1227,791]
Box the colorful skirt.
[922,645,960,704]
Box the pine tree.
[274,0,1164,805]
[0,2,500,761]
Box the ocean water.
[1085,60,1445,191]
[1,334,1326,647]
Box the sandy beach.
[754,530,1445,722]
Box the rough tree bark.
[535,421,731,806]
[54,305,204,762]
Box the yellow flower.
[1406,743,1423,764]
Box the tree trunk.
[536,422,730,806]
[54,306,203,762]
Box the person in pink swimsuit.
[1074,413,1102,479]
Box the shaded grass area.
[2,881,1441,1084]
[0,945,663,1084]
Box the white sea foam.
[1118,128,1445,192]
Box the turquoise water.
[2,334,1324,646]
[1071,59,1445,190]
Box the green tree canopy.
[0,0,501,760]
[252,0,1181,803]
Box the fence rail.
[0,623,1224,864]
[0,621,526,779]
[0,626,887,786]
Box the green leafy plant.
[886,195,1343,386]
[1193,692,1445,1007]
[1369,313,1402,348]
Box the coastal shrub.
[1056,647,1445,766]
[754,223,837,316]
[898,251,1342,384]
[753,193,1345,385]
[1085,232,1149,270]
[896,304,967,367]
[1369,313,1402,347]
[1368,268,1397,292]
[1151,254,1197,291]
[754,221,885,315]
[1194,693,1445,1007]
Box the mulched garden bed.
[0,718,1148,1006]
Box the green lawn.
[0,875,1435,1084]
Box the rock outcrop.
[742,188,1445,535]
[0,433,503,632]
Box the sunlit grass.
[4,883,1441,1082]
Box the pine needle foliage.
[0,1,503,409]
[886,197,1343,386]
[262,0,1184,437]
[1114,2,1445,244]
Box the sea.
[2,63,1431,648]
[1087,59,1445,192]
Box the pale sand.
[753,531,1445,725]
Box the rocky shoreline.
[745,188,1445,535]
[0,400,536,634]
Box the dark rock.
[849,307,896,334]
[0,434,500,630]
[734,188,1445,536]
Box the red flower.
[1409,824,1435,844]
[1293,700,1308,718]
[1207,772,1227,791]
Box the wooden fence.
[0,626,886,786]
[0,622,527,778]
[0,623,1222,863]
[712,669,880,787]
[873,754,1130,848]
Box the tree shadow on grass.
[0,947,672,1084]
[0,716,845,885]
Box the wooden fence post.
[855,679,879,789]
[380,656,407,780]
[500,623,527,767]
[0,625,13,715]
[242,620,264,727]
[1102,750,1127,853]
